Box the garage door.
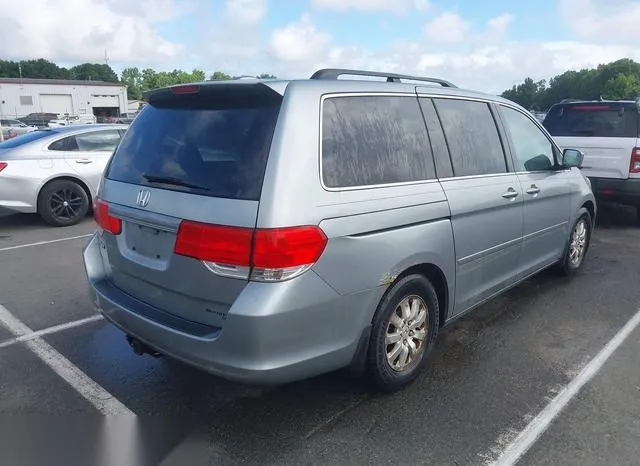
[91,95,120,107]
[39,94,74,115]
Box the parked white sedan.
[0,124,128,226]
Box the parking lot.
[1,205,639,465]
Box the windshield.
[0,130,56,148]
[543,103,639,138]
[105,89,282,201]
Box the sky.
[1,0,640,93]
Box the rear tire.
[37,179,89,227]
[366,274,439,392]
[555,208,592,276]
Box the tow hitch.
[126,335,162,358]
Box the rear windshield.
[0,130,56,148]
[543,103,639,138]
[105,87,281,201]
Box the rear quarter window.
[543,103,639,138]
[321,95,436,188]
[105,88,281,201]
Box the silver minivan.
[83,69,596,392]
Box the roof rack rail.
[310,68,457,88]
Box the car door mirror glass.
[562,148,583,168]
[523,154,554,171]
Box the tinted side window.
[73,130,121,152]
[322,96,435,188]
[433,99,507,177]
[501,106,555,171]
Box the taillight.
[174,222,328,282]
[252,227,328,281]
[94,198,122,235]
[171,84,200,95]
[0,162,7,173]
[630,147,640,174]
[175,222,252,266]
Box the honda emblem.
[136,189,151,208]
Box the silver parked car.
[83,69,595,392]
[0,119,38,139]
[0,124,128,226]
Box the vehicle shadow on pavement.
[595,203,638,229]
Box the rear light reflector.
[630,147,640,174]
[175,222,252,266]
[0,162,7,173]
[94,198,122,235]
[174,222,328,282]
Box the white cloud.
[486,13,514,36]
[423,12,470,44]
[224,0,267,26]
[265,12,640,94]
[269,14,332,63]
[560,0,640,43]
[311,0,429,13]
[0,0,183,63]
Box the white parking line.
[0,314,103,349]
[487,307,640,466]
[0,234,92,252]
[0,304,133,416]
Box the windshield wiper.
[142,174,210,191]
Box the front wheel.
[556,208,592,276]
[366,274,440,392]
[37,179,89,227]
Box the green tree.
[501,77,546,110]
[69,63,118,82]
[602,73,640,100]
[210,71,231,80]
[502,58,640,111]
[121,67,143,100]
[0,58,70,79]
[257,73,277,79]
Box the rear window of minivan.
[105,85,281,201]
[543,102,639,138]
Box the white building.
[0,78,128,120]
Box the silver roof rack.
[310,68,457,88]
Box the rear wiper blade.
[142,174,210,191]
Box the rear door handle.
[526,185,541,195]
[501,188,519,199]
[75,159,92,164]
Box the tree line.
[501,58,640,111]
[0,58,277,101]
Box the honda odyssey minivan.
[83,69,595,392]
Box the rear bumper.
[0,175,38,213]
[83,232,377,385]
[589,177,640,206]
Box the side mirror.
[562,148,584,168]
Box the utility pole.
[18,62,22,79]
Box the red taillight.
[174,221,252,266]
[171,84,200,95]
[94,198,122,235]
[0,162,7,173]
[573,105,610,111]
[174,222,328,281]
[630,147,640,174]
[253,227,327,269]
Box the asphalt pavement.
[0,205,639,465]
